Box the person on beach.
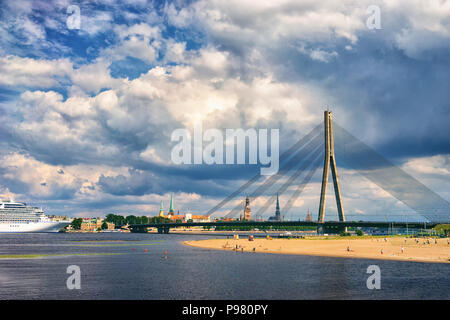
[401,247,404,254]
[347,246,350,252]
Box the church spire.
[243,195,252,221]
[159,200,164,217]
[169,193,174,214]
[275,193,281,221]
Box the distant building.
[192,215,211,222]
[156,193,211,222]
[80,218,101,231]
[158,200,164,217]
[268,193,281,221]
[162,212,210,222]
[80,218,114,231]
[160,193,176,219]
[305,210,312,222]
[184,213,210,222]
[241,195,252,221]
[168,193,175,215]
[105,222,115,230]
[168,214,184,221]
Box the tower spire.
[275,193,281,221]
[318,110,345,222]
[242,195,252,221]
[159,200,164,217]
[169,193,174,214]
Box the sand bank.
[184,237,450,263]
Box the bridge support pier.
[130,225,148,233]
[318,111,346,227]
[321,224,347,234]
[157,227,170,234]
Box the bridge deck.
[129,220,437,230]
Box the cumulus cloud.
[101,23,162,64]
[407,155,449,174]
[298,46,339,63]
[0,153,82,199]
[70,59,123,93]
[0,55,72,88]
[385,0,450,58]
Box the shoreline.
[184,237,450,264]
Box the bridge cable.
[333,123,450,223]
[208,124,323,217]
[281,154,323,220]
[254,144,323,219]
[224,133,323,218]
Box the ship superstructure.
[0,199,70,233]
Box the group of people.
[411,237,449,245]
[352,236,449,256]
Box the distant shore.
[184,237,450,264]
[162,229,313,236]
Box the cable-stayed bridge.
[130,111,450,233]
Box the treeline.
[212,225,316,231]
[434,224,450,236]
[69,218,108,230]
[70,218,82,230]
[104,214,172,227]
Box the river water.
[0,233,448,299]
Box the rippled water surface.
[0,233,448,299]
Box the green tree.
[126,215,137,225]
[105,214,126,227]
[101,221,108,230]
[71,218,83,230]
[149,216,171,223]
[434,224,450,236]
[141,216,149,224]
[105,214,116,223]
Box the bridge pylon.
[318,111,345,223]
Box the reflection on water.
[0,233,448,300]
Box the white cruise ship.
[0,199,71,233]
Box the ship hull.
[0,221,70,233]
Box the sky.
[0,0,449,221]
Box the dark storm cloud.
[260,36,450,162]
[97,167,245,197]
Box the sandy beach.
[184,237,450,263]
